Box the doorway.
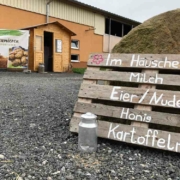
[44,31,53,71]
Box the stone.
[47,177,52,180]
[143,170,150,173]
[66,175,74,180]
[108,150,112,154]
[0,154,5,159]
[17,177,23,180]
[30,123,36,128]
[42,160,48,165]
[61,166,66,173]
[86,172,91,176]
[52,171,61,175]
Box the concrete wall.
[103,34,122,52]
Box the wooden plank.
[84,69,180,86]
[78,84,180,109]
[70,117,180,153]
[73,67,99,121]
[74,102,180,127]
[132,104,150,128]
[88,53,180,70]
[34,29,44,71]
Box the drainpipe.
[46,0,53,23]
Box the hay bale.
[112,9,180,54]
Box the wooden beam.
[84,69,180,86]
[74,102,180,127]
[88,53,180,70]
[70,117,180,153]
[78,84,180,109]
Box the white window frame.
[71,54,79,62]
[71,40,79,49]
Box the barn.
[0,0,140,71]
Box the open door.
[53,33,63,72]
[44,31,53,72]
[34,29,44,71]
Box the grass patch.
[72,68,86,74]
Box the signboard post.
[0,29,29,70]
[70,53,180,153]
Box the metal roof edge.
[61,0,141,25]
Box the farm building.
[22,21,76,72]
[0,0,140,72]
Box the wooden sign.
[70,53,180,153]
[88,54,180,70]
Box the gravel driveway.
[0,71,179,180]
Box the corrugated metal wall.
[0,0,46,14]
[0,0,105,35]
[50,0,94,27]
[94,14,105,35]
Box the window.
[71,54,79,62]
[105,18,133,37]
[71,40,79,49]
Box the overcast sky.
[78,0,180,22]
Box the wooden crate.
[70,53,180,153]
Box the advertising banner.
[0,30,29,69]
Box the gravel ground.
[0,71,180,180]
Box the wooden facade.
[70,53,180,153]
[23,22,75,72]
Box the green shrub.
[72,68,86,74]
